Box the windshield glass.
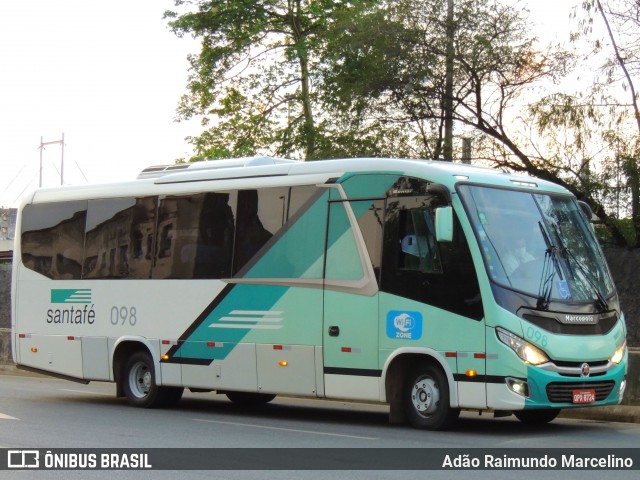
[458,185,614,306]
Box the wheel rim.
[411,375,440,417]
[128,361,152,399]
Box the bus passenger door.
[379,193,487,410]
[323,195,384,402]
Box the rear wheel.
[514,409,561,424]
[122,351,183,408]
[403,362,459,430]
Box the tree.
[166,0,640,246]
[165,0,375,161]
[321,0,640,245]
[528,0,640,246]
[320,0,569,163]
[589,0,640,246]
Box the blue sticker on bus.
[386,311,423,340]
[557,280,571,300]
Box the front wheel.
[403,363,459,430]
[514,409,561,424]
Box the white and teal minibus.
[11,157,628,430]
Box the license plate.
[572,389,596,404]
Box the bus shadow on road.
[172,393,601,435]
[54,385,611,437]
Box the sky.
[0,0,579,207]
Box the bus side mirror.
[435,206,454,242]
[578,200,598,223]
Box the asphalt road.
[1,373,639,480]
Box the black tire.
[161,386,185,407]
[121,351,183,408]
[226,392,276,406]
[514,409,561,425]
[403,362,460,430]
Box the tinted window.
[352,199,385,283]
[381,191,483,320]
[240,187,327,280]
[287,185,317,219]
[83,197,156,279]
[233,188,287,275]
[21,201,87,279]
[395,205,442,274]
[153,192,236,279]
[325,201,364,281]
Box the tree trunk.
[293,0,317,160]
[443,0,455,161]
[596,0,640,247]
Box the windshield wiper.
[537,221,563,310]
[550,223,609,312]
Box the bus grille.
[546,381,615,403]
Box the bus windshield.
[458,185,614,309]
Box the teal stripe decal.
[50,289,92,304]
[171,284,288,362]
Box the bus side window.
[232,188,288,276]
[351,199,385,284]
[381,196,483,320]
[21,201,87,280]
[153,192,237,279]
[84,197,157,279]
[398,208,442,274]
[287,185,317,220]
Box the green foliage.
[318,0,567,163]
[527,0,640,246]
[165,0,377,161]
[166,0,640,247]
[596,217,637,247]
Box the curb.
[559,405,640,424]
[0,363,44,377]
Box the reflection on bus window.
[21,201,87,279]
[153,192,237,279]
[233,188,287,275]
[381,187,483,320]
[83,197,156,279]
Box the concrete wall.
[0,329,9,364]
[0,262,10,362]
[0,262,10,329]
[624,348,640,406]
[623,349,640,405]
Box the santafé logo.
[47,289,95,325]
[50,289,92,304]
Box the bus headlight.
[610,341,626,365]
[496,327,550,365]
